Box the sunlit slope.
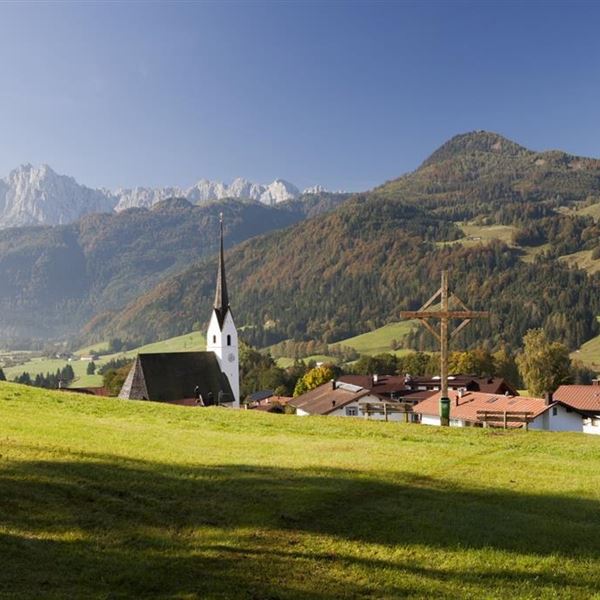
[1,381,600,599]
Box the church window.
[227,334,231,346]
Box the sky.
[0,0,599,192]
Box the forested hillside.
[0,192,349,344]
[83,192,600,351]
[82,131,600,351]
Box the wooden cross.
[400,270,489,426]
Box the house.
[118,216,240,407]
[248,395,294,412]
[289,380,413,421]
[553,382,600,435]
[337,374,411,401]
[406,375,518,396]
[290,380,374,417]
[413,390,584,431]
[337,373,518,400]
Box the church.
[118,216,240,408]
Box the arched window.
[213,335,216,344]
[227,334,231,346]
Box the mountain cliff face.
[0,165,117,228]
[0,165,325,228]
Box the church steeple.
[206,212,240,407]
[213,213,229,328]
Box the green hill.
[1,381,599,598]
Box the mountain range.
[0,163,329,228]
[81,131,600,352]
[1,130,599,354]
[0,191,349,344]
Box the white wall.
[421,414,441,426]
[529,404,583,433]
[206,309,239,407]
[583,416,600,435]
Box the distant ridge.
[0,164,331,229]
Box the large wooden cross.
[400,270,489,426]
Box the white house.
[413,390,587,432]
[553,383,600,435]
[290,380,412,421]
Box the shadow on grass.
[0,451,599,598]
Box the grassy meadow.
[2,331,208,389]
[1,381,600,599]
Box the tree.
[493,346,521,388]
[449,348,495,376]
[293,365,335,397]
[87,361,96,375]
[516,329,572,396]
[0,367,5,382]
[61,364,75,383]
[351,353,398,376]
[103,365,132,396]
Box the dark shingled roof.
[213,216,230,328]
[119,352,233,404]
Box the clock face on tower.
[227,352,236,363]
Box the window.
[566,406,573,413]
[345,407,357,416]
[552,406,558,416]
[227,334,231,346]
[213,335,216,344]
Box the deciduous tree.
[516,329,572,396]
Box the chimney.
[332,400,336,407]
[331,379,336,391]
[592,379,600,387]
[458,387,465,399]
[544,392,553,406]
[373,374,379,385]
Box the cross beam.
[400,270,489,426]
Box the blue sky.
[0,1,599,192]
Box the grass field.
[558,249,600,275]
[275,354,340,368]
[574,201,600,221]
[3,331,208,389]
[336,321,416,356]
[1,381,600,599]
[270,322,416,367]
[572,317,600,371]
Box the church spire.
[213,213,229,326]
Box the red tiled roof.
[413,391,550,427]
[554,385,600,412]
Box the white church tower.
[206,214,240,407]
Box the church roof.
[213,215,230,328]
[119,351,234,404]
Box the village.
[96,217,600,437]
